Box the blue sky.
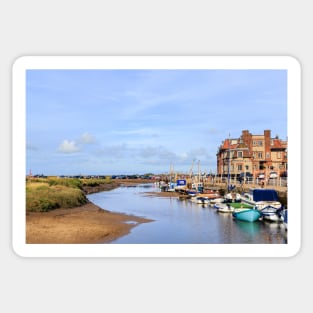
[26,69,287,176]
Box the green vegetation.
[26,176,113,212]
[26,181,87,212]
[80,176,112,187]
[229,203,254,209]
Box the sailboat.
[167,163,176,192]
[187,159,203,195]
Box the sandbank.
[26,202,152,244]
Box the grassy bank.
[26,177,115,212]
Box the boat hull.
[190,196,209,204]
[233,209,261,222]
[259,205,284,223]
[210,198,225,204]
[261,213,282,222]
[214,203,234,213]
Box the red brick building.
[216,130,287,179]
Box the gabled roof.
[271,139,287,150]
[220,139,248,150]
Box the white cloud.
[57,140,80,153]
[79,132,96,144]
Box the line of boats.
[178,188,287,229]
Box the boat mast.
[189,159,195,189]
[227,133,230,192]
[169,163,173,187]
[198,160,200,186]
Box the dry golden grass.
[26,179,87,212]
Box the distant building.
[216,130,287,178]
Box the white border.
[12,56,301,257]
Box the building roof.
[271,138,287,150]
[220,139,248,150]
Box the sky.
[26,69,287,176]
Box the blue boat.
[232,208,261,222]
[241,188,282,211]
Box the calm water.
[87,183,287,244]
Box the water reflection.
[87,184,287,244]
[235,220,261,235]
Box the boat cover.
[253,189,279,202]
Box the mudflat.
[26,202,152,244]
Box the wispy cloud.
[57,132,97,154]
[57,140,80,153]
[78,132,97,144]
[113,128,160,137]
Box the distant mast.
[227,133,230,192]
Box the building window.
[237,151,243,158]
[266,152,270,158]
[237,164,242,171]
[277,152,281,159]
[253,140,263,146]
[258,152,263,159]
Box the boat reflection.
[233,220,261,235]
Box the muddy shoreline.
[26,179,154,244]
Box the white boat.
[241,189,282,211]
[224,192,241,203]
[214,203,234,213]
[190,196,210,204]
[260,205,283,223]
[210,197,225,204]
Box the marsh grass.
[26,177,114,212]
[26,179,87,212]
[80,177,112,187]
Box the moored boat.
[186,190,197,197]
[232,207,261,222]
[241,188,282,211]
[190,196,210,204]
[224,192,241,203]
[260,205,284,223]
[214,203,234,213]
[210,197,225,205]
